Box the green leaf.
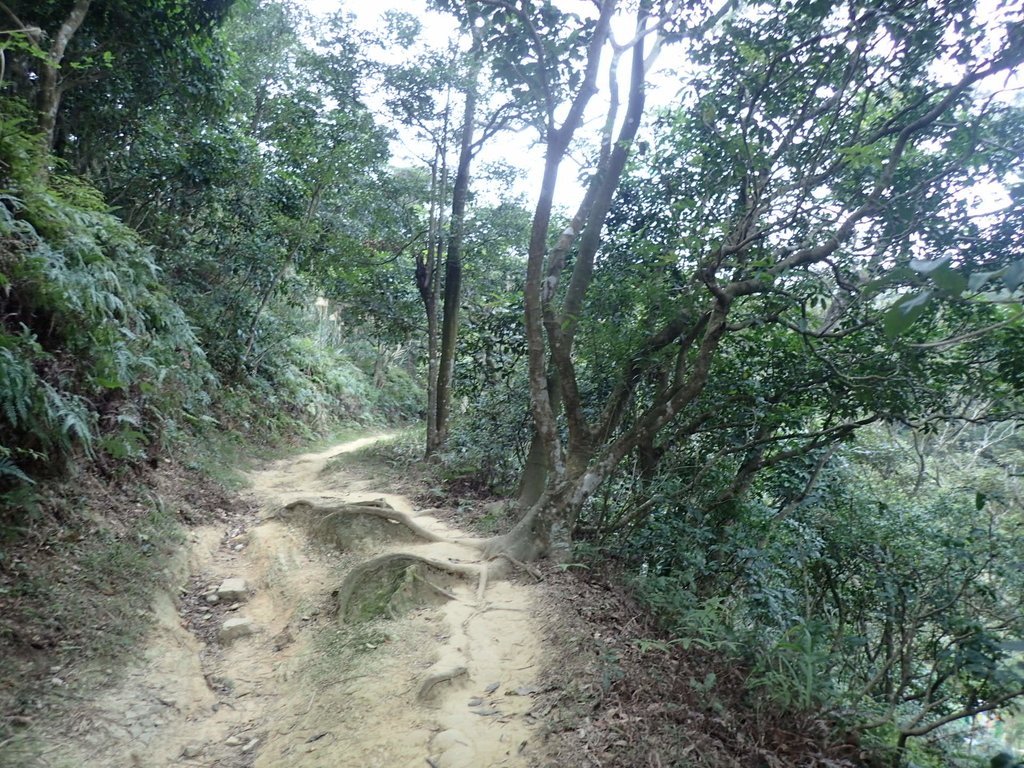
[1003,260,1024,293]
[910,256,952,275]
[967,269,1004,292]
[911,257,966,294]
[883,291,933,339]
[0,457,34,484]
[931,269,967,294]
[861,267,913,297]
[975,491,987,511]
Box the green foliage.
[588,421,1024,760]
[0,99,212,503]
[5,0,235,169]
[0,0,422,524]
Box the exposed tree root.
[281,499,443,550]
[476,530,546,565]
[334,552,479,623]
[417,665,468,702]
[488,553,544,581]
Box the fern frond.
[0,457,34,485]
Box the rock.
[216,578,248,602]
[182,744,203,758]
[219,617,255,644]
[205,592,219,604]
[224,736,244,746]
[241,738,259,753]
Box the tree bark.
[418,149,444,456]
[431,47,480,453]
[37,0,92,158]
[507,1,643,556]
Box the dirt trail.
[39,435,545,768]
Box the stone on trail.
[181,744,204,758]
[219,617,255,644]
[216,577,248,602]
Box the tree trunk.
[516,433,548,508]
[36,0,92,160]
[516,368,562,507]
[373,343,387,387]
[487,462,606,562]
[431,56,479,453]
[509,1,640,557]
[420,133,448,457]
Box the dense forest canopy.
[1,0,1023,765]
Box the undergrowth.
[0,472,190,747]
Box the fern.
[0,102,213,490]
[0,457,33,485]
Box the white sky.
[302,0,623,209]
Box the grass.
[0,483,185,761]
[305,619,395,689]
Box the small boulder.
[216,578,248,602]
[219,617,255,644]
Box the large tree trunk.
[516,368,562,507]
[506,1,644,557]
[516,432,548,508]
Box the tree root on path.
[417,665,469,702]
[333,553,480,623]
[488,553,544,581]
[280,499,443,550]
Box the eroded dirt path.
[41,435,544,768]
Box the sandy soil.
[32,435,545,768]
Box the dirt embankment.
[14,436,548,768]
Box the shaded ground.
[2,435,546,768]
[529,566,856,768]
